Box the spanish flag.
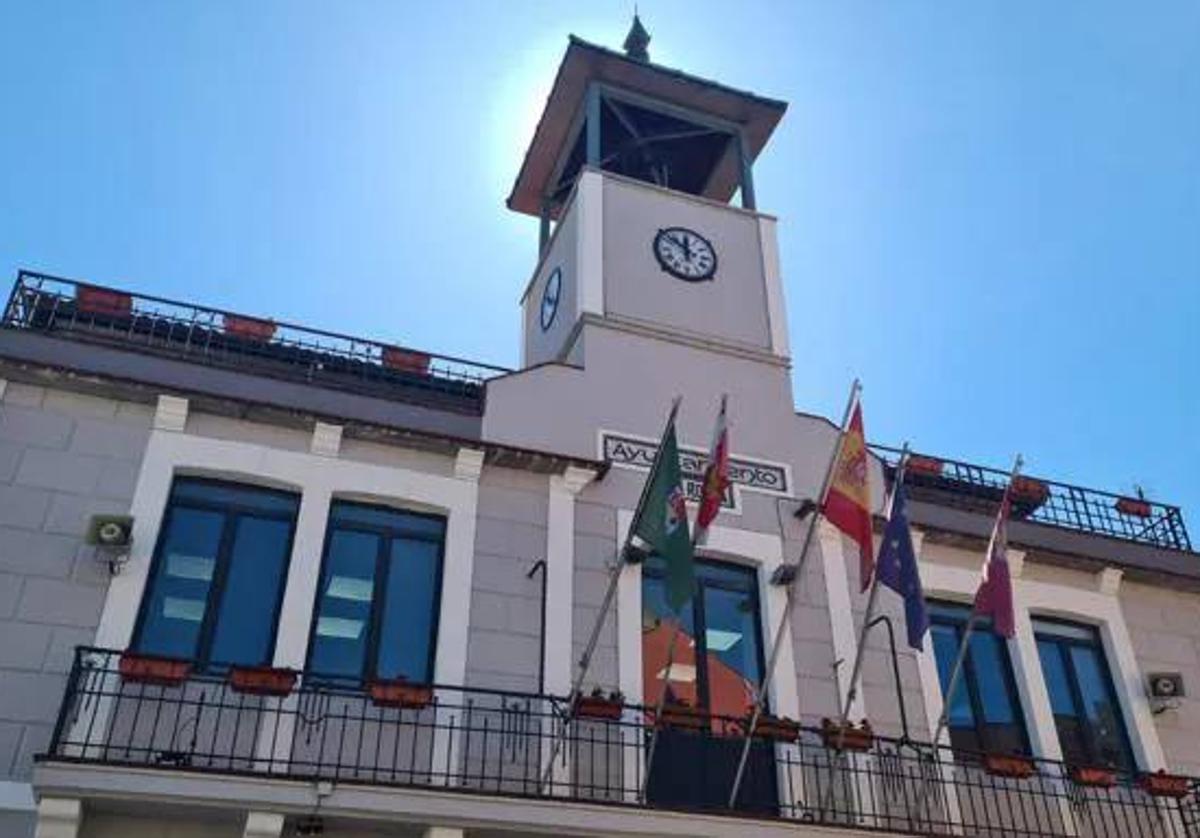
[823,403,874,591]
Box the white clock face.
[540,267,562,331]
[653,227,717,282]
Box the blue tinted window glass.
[172,480,298,516]
[701,584,761,719]
[376,538,440,681]
[138,507,224,658]
[330,502,444,538]
[932,623,974,727]
[309,530,380,679]
[970,632,1015,724]
[642,571,699,709]
[1037,639,1078,717]
[1069,645,1132,769]
[208,517,293,666]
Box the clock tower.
[487,18,797,460]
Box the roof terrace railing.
[872,444,1191,552]
[3,270,511,413]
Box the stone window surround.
[913,544,1168,774]
[93,403,484,692]
[614,508,803,808]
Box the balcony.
[2,271,510,415]
[39,647,1200,837]
[872,445,1191,553]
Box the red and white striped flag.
[974,479,1016,637]
[694,395,730,545]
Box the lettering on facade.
[600,431,791,512]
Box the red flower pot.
[1139,770,1190,799]
[984,753,1037,779]
[746,713,801,743]
[820,718,874,752]
[382,346,431,374]
[77,286,133,318]
[118,652,191,687]
[228,665,296,696]
[907,455,944,477]
[1011,476,1050,506]
[1116,497,1152,518]
[368,680,434,710]
[658,703,708,731]
[223,315,277,341]
[573,695,624,721]
[1071,765,1118,788]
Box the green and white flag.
[629,412,695,611]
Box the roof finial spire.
[623,10,651,62]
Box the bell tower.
[510,18,789,372]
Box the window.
[929,601,1029,755]
[641,556,777,813]
[307,501,445,684]
[1033,618,1134,772]
[134,478,299,668]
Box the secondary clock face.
[653,227,717,282]
[540,267,562,331]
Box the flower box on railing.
[1070,765,1118,788]
[573,692,625,721]
[1138,770,1191,799]
[983,753,1037,779]
[77,285,133,318]
[223,315,277,342]
[1011,476,1050,507]
[228,665,296,696]
[745,713,801,743]
[368,679,434,710]
[906,455,945,477]
[382,346,431,375]
[118,651,191,687]
[1116,497,1153,518]
[657,702,708,732]
[820,718,874,752]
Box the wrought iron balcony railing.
[872,445,1191,552]
[44,648,1200,837]
[3,271,511,414]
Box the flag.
[694,395,730,544]
[974,483,1016,638]
[630,412,695,611]
[823,402,875,591]
[875,478,929,650]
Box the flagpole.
[539,396,682,793]
[641,394,727,801]
[832,444,910,751]
[727,379,862,809]
[928,453,1023,754]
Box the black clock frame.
[653,226,718,282]
[539,266,563,331]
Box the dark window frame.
[130,476,300,670]
[304,499,447,686]
[642,555,769,716]
[1033,616,1136,771]
[928,599,1031,756]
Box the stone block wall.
[0,380,152,782]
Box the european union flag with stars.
[875,479,930,650]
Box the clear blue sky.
[2,2,1197,520]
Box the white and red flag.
[694,395,730,544]
[974,476,1017,637]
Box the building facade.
[2,23,1198,838]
